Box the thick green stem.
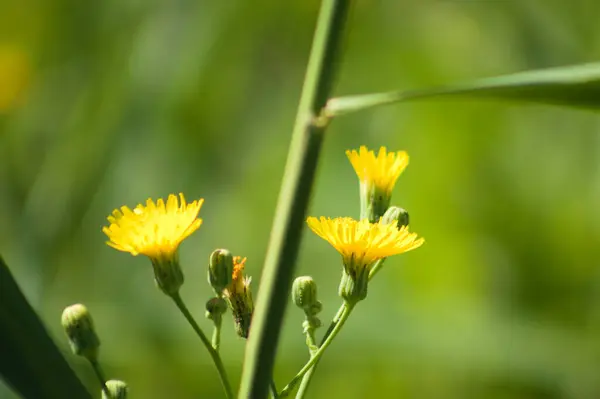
[280,303,354,397]
[238,1,351,398]
[171,294,233,399]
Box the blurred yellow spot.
[0,45,30,112]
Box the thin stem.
[294,304,345,398]
[280,303,354,397]
[305,328,318,355]
[238,1,351,398]
[171,293,233,399]
[270,379,279,399]
[212,319,222,352]
[89,360,109,397]
[294,259,386,398]
[368,258,386,280]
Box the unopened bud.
[292,276,319,313]
[223,256,254,339]
[208,249,234,294]
[205,297,227,321]
[102,380,128,399]
[382,206,409,229]
[61,304,100,362]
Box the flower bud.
[61,304,100,363]
[223,256,254,338]
[205,297,228,321]
[292,276,319,312]
[208,249,234,294]
[102,380,128,399]
[382,206,409,228]
[151,253,184,297]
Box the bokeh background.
[2,0,600,398]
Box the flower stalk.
[279,302,355,397]
[238,1,352,397]
[171,293,233,399]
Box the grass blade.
[327,62,600,116]
[0,256,91,399]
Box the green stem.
[294,305,345,398]
[171,293,233,399]
[305,328,318,355]
[90,360,109,397]
[294,305,344,398]
[271,379,279,399]
[294,258,384,399]
[238,1,351,398]
[368,258,386,280]
[212,319,222,352]
[280,303,354,397]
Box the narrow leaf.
[0,256,91,399]
[326,62,600,116]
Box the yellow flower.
[103,193,203,259]
[307,216,423,304]
[102,193,203,296]
[307,216,423,269]
[346,146,409,195]
[223,256,254,338]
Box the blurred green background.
[2,0,600,398]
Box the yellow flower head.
[306,216,423,271]
[224,256,254,338]
[103,193,203,260]
[346,146,409,194]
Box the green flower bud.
[61,304,100,363]
[208,249,234,294]
[150,252,184,297]
[292,276,319,312]
[102,380,128,399]
[205,297,228,321]
[382,206,409,228]
[339,267,369,306]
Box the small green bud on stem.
[102,380,128,399]
[292,276,319,313]
[292,276,322,340]
[208,249,234,294]
[205,297,228,321]
[61,304,100,363]
[382,206,409,228]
